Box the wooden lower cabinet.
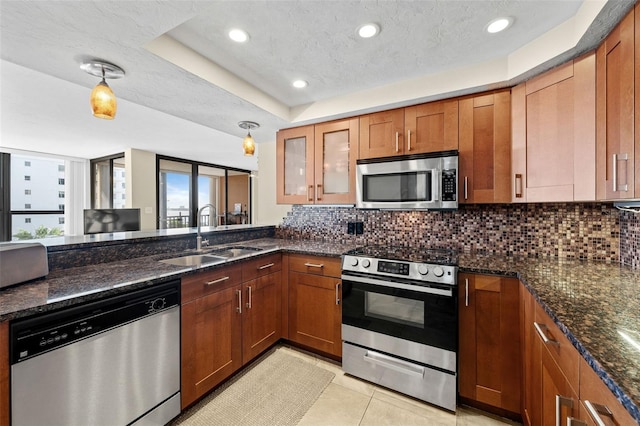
[181,257,283,409]
[288,255,342,357]
[242,271,282,361]
[458,273,521,414]
[181,284,243,408]
[1,321,8,426]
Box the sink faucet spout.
[196,204,216,251]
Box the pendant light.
[80,60,125,120]
[238,121,259,156]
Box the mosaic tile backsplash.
[276,203,640,266]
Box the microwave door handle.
[432,169,440,201]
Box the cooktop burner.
[344,246,458,266]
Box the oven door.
[341,273,457,354]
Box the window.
[58,178,65,185]
[157,155,252,229]
[4,153,79,241]
[90,154,125,209]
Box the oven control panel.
[342,255,457,286]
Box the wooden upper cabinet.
[359,100,459,159]
[459,90,511,204]
[405,99,459,154]
[277,119,358,204]
[314,118,359,204]
[596,6,636,200]
[359,108,405,158]
[511,52,596,202]
[276,125,315,204]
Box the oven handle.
[363,350,425,378]
[341,274,453,297]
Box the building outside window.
[58,178,65,185]
[8,153,67,240]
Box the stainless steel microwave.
[356,151,458,210]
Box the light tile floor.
[276,345,521,426]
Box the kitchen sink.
[159,254,227,267]
[207,246,264,258]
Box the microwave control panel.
[442,169,457,201]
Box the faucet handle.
[202,239,209,247]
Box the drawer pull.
[206,276,230,285]
[465,278,469,307]
[363,350,425,378]
[258,263,275,270]
[555,394,574,426]
[304,262,324,268]
[584,400,613,426]
[534,322,559,347]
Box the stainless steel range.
[341,246,458,411]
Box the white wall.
[255,141,291,225]
[125,148,156,230]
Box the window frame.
[90,153,125,209]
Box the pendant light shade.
[80,60,125,120]
[90,79,117,119]
[239,121,259,156]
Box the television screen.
[84,209,141,235]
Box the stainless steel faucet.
[196,204,216,251]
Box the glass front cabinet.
[276,118,359,205]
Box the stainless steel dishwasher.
[10,280,181,426]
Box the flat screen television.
[83,209,141,235]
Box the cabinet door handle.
[465,278,469,307]
[316,184,322,201]
[515,174,523,198]
[534,322,560,347]
[246,286,252,309]
[556,395,574,426]
[304,262,324,268]
[206,276,230,285]
[395,131,399,153]
[236,289,242,314]
[567,418,587,426]
[464,176,468,200]
[308,185,314,202]
[335,282,341,305]
[613,153,629,192]
[258,262,275,270]
[407,129,411,151]
[584,400,614,426]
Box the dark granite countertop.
[459,253,640,424]
[0,240,638,422]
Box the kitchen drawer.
[181,264,243,303]
[241,253,282,282]
[579,357,636,426]
[288,254,341,278]
[534,303,580,394]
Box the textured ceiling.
[0,0,635,170]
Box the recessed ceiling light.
[228,29,249,43]
[292,80,308,89]
[357,23,380,39]
[486,17,512,34]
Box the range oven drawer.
[342,341,457,412]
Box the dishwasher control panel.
[10,280,180,363]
